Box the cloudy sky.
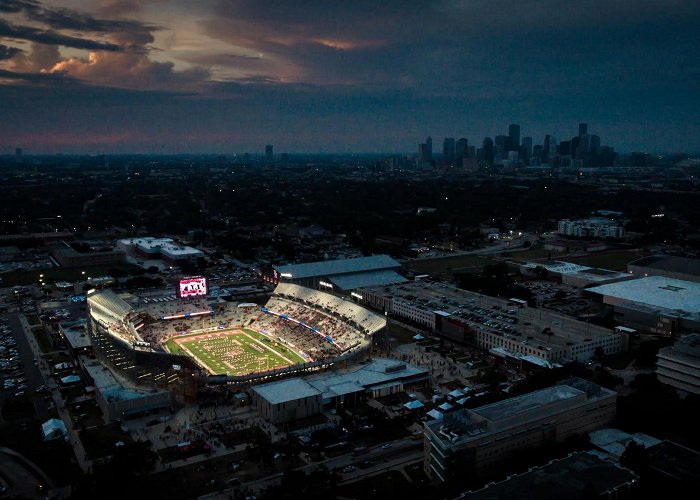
[1,0,699,154]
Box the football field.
[165,328,306,376]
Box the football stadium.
[86,278,386,400]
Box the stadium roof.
[276,255,400,280]
[87,289,133,319]
[251,378,322,405]
[328,269,406,290]
[587,276,700,317]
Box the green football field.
[165,328,306,376]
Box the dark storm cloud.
[0,44,23,60]
[0,19,122,51]
[1,0,699,153]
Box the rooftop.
[463,452,637,499]
[251,378,322,405]
[328,269,406,290]
[629,255,700,277]
[587,276,700,318]
[276,254,400,280]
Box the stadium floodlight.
[319,281,333,289]
[280,273,293,278]
[351,292,362,300]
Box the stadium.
[86,279,386,401]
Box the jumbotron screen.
[178,276,208,298]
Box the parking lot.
[0,314,53,424]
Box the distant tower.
[508,124,520,150]
[456,138,469,163]
[521,137,533,164]
[579,123,588,137]
[442,138,455,165]
[482,137,494,165]
[265,144,274,164]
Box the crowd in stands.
[274,283,385,334]
[88,284,381,365]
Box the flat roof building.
[118,237,204,263]
[587,276,700,335]
[251,358,429,424]
[462,451,638,499]
[423,378,617,482]
[628,255,700,284]
[360,280,627,363]
[519,260,635,288]
[266,255,405,292]
[656,333,700,397]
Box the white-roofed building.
[587,276,700,335]
[250,357,429,424]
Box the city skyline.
[1,1,699,154]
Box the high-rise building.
[543,135,557,163]
[495,135,508,159]
[265,144,274,163]
[482,137,494,165]
[442,137,455,165]
[590,134,601,154]
[424,378,617,482]
[456,138,468,163]
[579,123,588,137]
[508,124,520,150]
[521,137,533,164]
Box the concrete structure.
[118,237,204,264]
[267,254,404,292]
[587,276,700,336]
[656,333,700,397]
[360,281,626,364]
[519,260,635,288]
[628,255,700,284]
[462,451,638,499]
[423,378,616,482]
[558,218,625,239]
[251,358,428,424]
[82,360,173,423]
[51,245,126,268]
[250,378,322,424]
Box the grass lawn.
[405,254,498,275]
[506,248,567,262]
[32,327,54,353]
[560,249,644,271]
[0,263,143,286]
[165,328,306,376]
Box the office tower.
[443,137,456,164]
[522,137,533,164]
[468,145,476,159]
[579,123,588,137]
[482,137,494,165]
[455,138,468,163]
[559,140,571,156]
[508,124,520,150]
[571,136,581,158]
[590,134,601,154]
[495,135,508,158]
[265,144,274,163]
[532,145,543,163]
[543,135,557,163]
